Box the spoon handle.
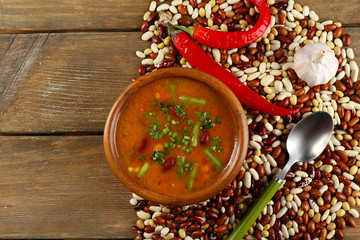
[227,179,282,240]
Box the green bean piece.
[180,96,206,105]
[142,112,160,125]
[205,150,224,170]
[191,121,201,147]
[169,82,176,99]
[137,162,149,177]
[188,163,198,191]
[177,156,185,178]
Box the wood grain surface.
[0,0,359,239]
[0,32,149,133]
[0,135,136,238]
[0,0,148,32]
[0,0,359,32]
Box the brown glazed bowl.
[104,67,248,206]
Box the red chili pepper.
[169,28,300,116]
[172,0,271,49]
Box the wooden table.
[0,0,359,239]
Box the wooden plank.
[0,0,148,32]
[0,32,149,133]
[0,135,137,239]
[0,29,359,134]
[296,0,360,25]
[0,0,359,33]
[1,136,360,238]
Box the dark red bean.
[132,226,143,234]
[307,27,317,39]
[228,21,235,32]
[275,231,285,240]
[202,233,209,240]
[189,216,206,225]
[211,12,223,25]
[141,21,149,33]
[156,61,173,69]
[207,210,219,219]
[274,1,288,8]
[138,65,146,76]
[163,158,176,172]
[336,228,344,240]
[148,12,159,24]
[237,62,252,70]
[134,200,147,211]
[158,24,168,39]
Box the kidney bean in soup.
[116,78,235,195]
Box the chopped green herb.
[153,99,158,106]
[170,143,176,148]
[162,127,170,134]
[185,147,193,153]
[188,119,194,125]
[200,112,210,122]
[183,161,193,172]
[181,138,189,145]
[149,124,164,139]
[174,105,185,117]
[215,117,222,124]
[210,145,224,152]
[200,119,214,131]
[195,111,202,117]
[166,101,174,107]
[151,151,165,164]
[210,137,224,152]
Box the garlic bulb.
[294,43,339,87]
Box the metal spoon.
[228,111,334,240]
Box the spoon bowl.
[286,111,334,162]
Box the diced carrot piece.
[153,143,164,152]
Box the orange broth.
[115,77,235,195]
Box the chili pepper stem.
[169,24,195,37]
[167,23,182,40]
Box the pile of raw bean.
[132,0,360,239]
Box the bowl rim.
[104,67,248,206]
